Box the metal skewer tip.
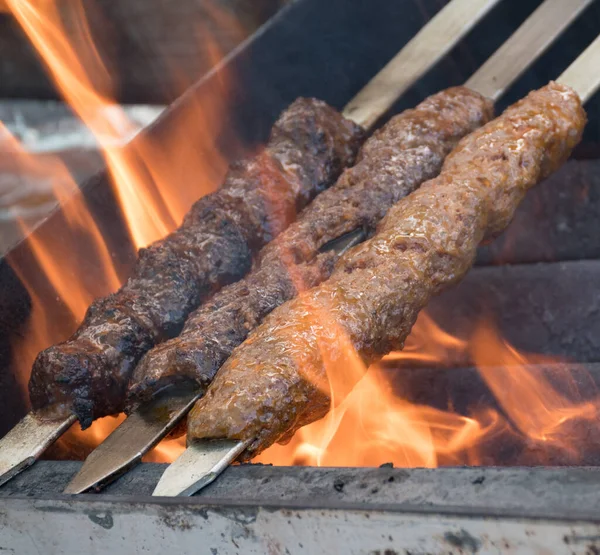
[64,389,200,494]
[0,412,75,487]
[152,438,250,497]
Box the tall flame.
[2,121,120,383]
[6,0,238,249]
[4,0,243,461]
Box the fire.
[383,311,468,366]
[254,365,495,468]
[3,0,599,469]
[1,121,120,388]
[256,314,600,467]
[3,0,242,462]
[471,323,599,452]
[6,0,238,249]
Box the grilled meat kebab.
[127,87,493,406]
[29,99,363,428]
[187,82,586,458]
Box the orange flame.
[6,0,238,249]
[4,0,243,462]
[255,365,496,468]
[257,313,600,467]
[2,121,120,387]
[383,311,468,366]
[471,323,599,455]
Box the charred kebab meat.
[127,87,493,406]
[29,98,364,428]
[187,82,586,458]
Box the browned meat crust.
[28,98,363,428]
[187,83,586,458]
[127,87,493,407]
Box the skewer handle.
[342,0,502,129]
[465,0,594,100]
[558,34,600,103]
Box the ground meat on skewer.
[127,87,493,406]
[187,82,586,459]
[28,98,363,428]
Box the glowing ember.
[3,0,600,469]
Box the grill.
[1,0,600,552]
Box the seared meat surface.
[128,87,493,406]
[187,83,586,458]
[29,98,363,427]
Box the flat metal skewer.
[64,0,504,496]
[0,413,75,488]
[464,0,594,101]
[63,389,200,494]
[152,439,251,497]
[558,34,600,104]
[152,3,599,499]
